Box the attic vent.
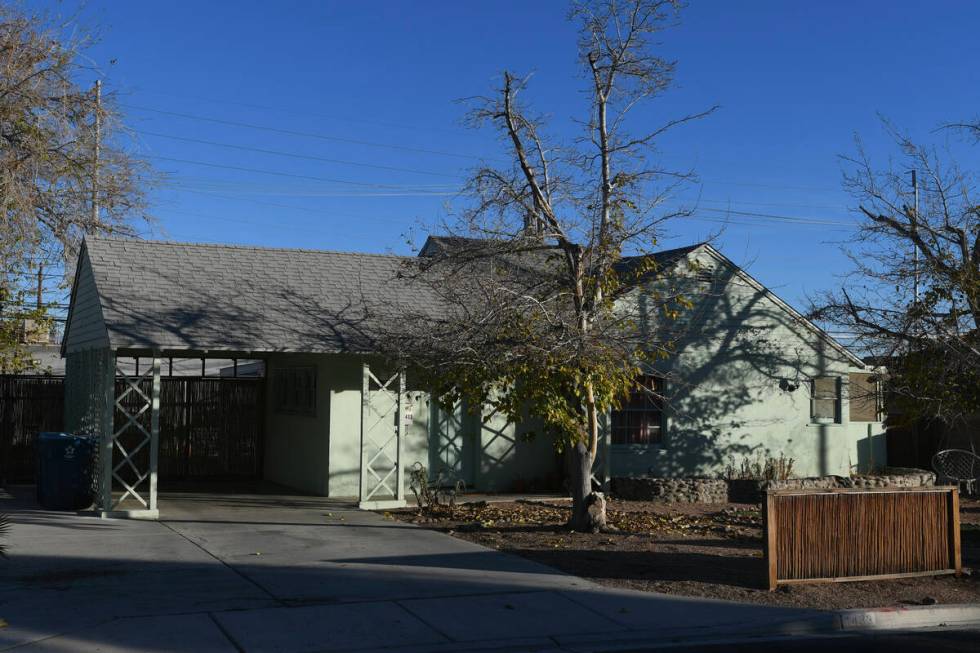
[694,269,715,284]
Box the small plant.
[408,462,465,515]
[724,452,795,481]
[0,513,9,559]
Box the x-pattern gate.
[359,364,406,509]
[107,358,160,517]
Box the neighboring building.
[61,237,882,516]
[19,343,66,375]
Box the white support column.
[102,355,160,519]
[148,354,161,513]
[396,370,405,503]
[358,362,406,510]
[359,362,370,505]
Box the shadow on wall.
[855,427,888,472]
[428,401,562,494]
[632,262,852,478]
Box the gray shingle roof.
[75,236,727,356]
[81,237,440,354]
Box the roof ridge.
[619,243,705,259]
[84,235,412,260]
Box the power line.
[686,197,850,211]
[123,103,490,161]
[131,89,470,137]
[699,178,842,193]
[123,104,862,195]
[153,207,408,236]
[695,207,855,226]
[150,155,461,192]
[174,188,396,217]
[137,129,464,179]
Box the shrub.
[0,513,8,559]
[724,452,795,481]
[408,462,465,515]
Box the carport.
[61,237,561,519]
[60,237,420,519]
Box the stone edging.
[612,468,936,504]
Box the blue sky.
[29,0,980,317]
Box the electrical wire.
[137,129,464,179]
[149,155,461,192]
[123,103,489,161]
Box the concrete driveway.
[0,486,825,652]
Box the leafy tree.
[811,120,980,424]
[1,5,150,370]
[386,0,714,531]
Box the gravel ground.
[388,497,980,610]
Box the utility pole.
[91,79,101,224]
[36,264,43,310]
[910,169,919,304]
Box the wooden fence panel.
[1,375,264,485]
[0,376,65,483]
[764,487,961,590]
[115,377,265,482]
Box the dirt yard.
[388,497,980,610]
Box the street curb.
[835,603,980,632]
[356,604,980,653]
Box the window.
[272,365,317,415]
[611,375,664,445]
[848,372,880,422]
[810,376,840,423]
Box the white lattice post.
[359,362,370,505]
[99,349,116,513]
[396,370,405,503]
[148,354,161,512]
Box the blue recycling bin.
[36,432,97,510]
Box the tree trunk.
[567,441,607,533]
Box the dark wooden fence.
[0,376,65,484]
[1,375,264,485]
[764,487,962,590]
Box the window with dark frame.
[810,376,840,423]
[848,372,880,422]
[272,365,317,415]
[611,375,664,445]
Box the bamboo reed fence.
[0,375,264,484]
[763,486,961,590]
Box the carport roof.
[69,237,443,354]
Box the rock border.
[612,467,936,504]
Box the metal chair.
[932,448,980,497]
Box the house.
[61,236,883,518]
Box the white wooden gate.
[359,363,406,509]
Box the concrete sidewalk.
[0,488,972,652]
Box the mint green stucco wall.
[263,352,560,498]
[263,354,332,495]
[609,248,885,480]
[262,247,881,495]
[322,355,430,498]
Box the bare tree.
[811,120,980,423]
[1,5,151,370]
[385,0,715,531]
